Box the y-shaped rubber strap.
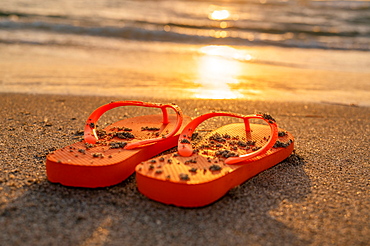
[84,101,183,149]
[177,112,278,165]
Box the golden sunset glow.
[200,45,253,61]
[209,10,230,20]
[192,46,244,99]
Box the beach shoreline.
[0,92,369,245]
[1,0,369,243]
[1,42,369,107]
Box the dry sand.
[0,93,369,245]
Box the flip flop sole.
[46,114,191,188]
[136,123,294,207]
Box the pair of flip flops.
[46,101,294,207]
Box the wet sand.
[1,43,370,106]
[0,93,369,245]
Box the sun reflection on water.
[192,45,250,99]
[209,10,230,20]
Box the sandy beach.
[1,0,370,244]
[0,93,368,245]
[1,43,370,106]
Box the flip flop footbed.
[46,114,191,188]
[136,122,294,207]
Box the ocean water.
[1,0,370,105]
[1,0,370,50]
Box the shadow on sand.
[0,152,311,245]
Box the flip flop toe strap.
[84,101,183,149]
[178,112,278,165]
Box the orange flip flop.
[136,112,294,207]
[46,101,191,188]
